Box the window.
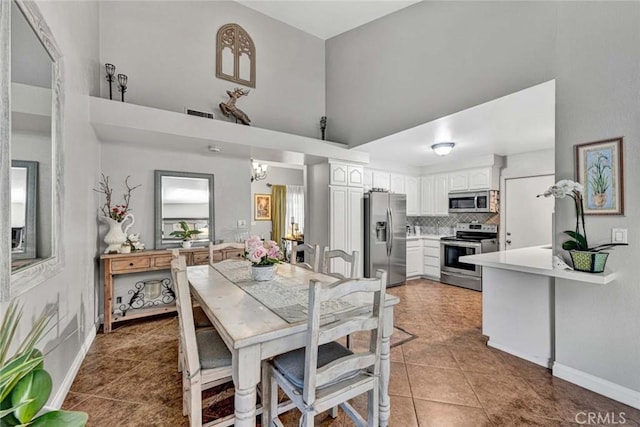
[216,23,256,88]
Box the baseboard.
[47,326,97,409]
[553,362,640,410]
[487,340,552,369]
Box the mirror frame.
[154,170,215,250]
[11,160,38,260]
[0,0,64,301]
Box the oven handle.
[440,241,482,249]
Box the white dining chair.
[322,247,360,279]
[264,269,388,427]
[171,256,235,427]
[290,242,321,272]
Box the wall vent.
[185,108,215,119]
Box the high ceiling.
[356,80,556,168]
[237,0,420,39]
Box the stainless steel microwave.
[448,190,499,213]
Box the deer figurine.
[219,87,251,125]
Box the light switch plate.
[611,228,627,244]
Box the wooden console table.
[101,245,244,333]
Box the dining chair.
[209,241,246,266]
[322,247,360,279]
[265,269,388,427]
[171,256,235,427]
[290,241,320,272]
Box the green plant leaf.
[561,240,578,251]
[0,351,43,402]
[11,369,52,423]
[28,409,88,427]
[0,301,23,365]
[563,230,588,250]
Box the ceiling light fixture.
[431,142,455,156]
[251,160,268,182]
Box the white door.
[504,175,555,250]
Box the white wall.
[326,1,557,146]
[99,1,325,139]
[0,0,102,407]
[250,165,303,239]
[100,144,251,248]
[501,149,555,179]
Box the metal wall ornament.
[216,23,256,88]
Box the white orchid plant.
[244,236,283,266]
[124,233,145,252]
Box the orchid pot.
[250,264,277,281]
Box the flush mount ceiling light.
[251,160,268,182]
[431,142,455,156]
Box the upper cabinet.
[405,176,419,216]
[449,167,495,192]
[420,176,434,216]
[390,174,405,194]
[330,162,363,187]
[433,173,449,216]
[372,170,390,190]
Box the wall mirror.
[0,0,64,301]
[154,170,215,249]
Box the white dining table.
[187,261,399,427]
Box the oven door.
[440,241,482,277]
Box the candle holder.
[117,73,128,102]
[320,116,327,140]
[105,63,116,100]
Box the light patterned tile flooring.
[63,279,640,426]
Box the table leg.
[233,345,260,427]
[379,310,393,427]
[103,261,113,333]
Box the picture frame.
[575,137,624,215]
[254,193,272,221]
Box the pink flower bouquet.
[245,236,283,266]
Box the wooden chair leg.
[269,369,279,425]
[182,372,189,417]
[330,406,339,418]
[190,380,202,427]
[261,361,271,426]
[367,378,379,427]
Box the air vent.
[185,108,215,119]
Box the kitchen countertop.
[460,245,616,285]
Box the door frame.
[500,170,555,251]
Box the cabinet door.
[406,245,423,277]
[372,171,391,190]
[420,176,434,216]
[363,169,373,191]
[348,187,363,277]
[330,163,349,186]
[449,171,468,192]
[468,167,492,190]
[329,186,349,277]
[347,165,364,187]
[433,173,449,216]
[390,174,405,194]
[405,176,420,216]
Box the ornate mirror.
[216,23,256,88]
[154,170,215,249]
[0,0,64,300]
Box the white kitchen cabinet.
[420,176,434,216]
[449,171,469,192]
[468,167,492,190]
[433,173,449,216]
[347,165,364,187]
[405,176,420,216]
[390,174,405,194]
[329,185,363,278]
[330,162,349,186]
[372,171,390,191]
[363,169,373,191]
[423,238,441,280]
[406,240,423,278]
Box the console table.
[101,245,244,333]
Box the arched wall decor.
[216,23,256,88]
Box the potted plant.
[538,179,627,272]
[244,236,283,281]
[169,221,203,248]
[1,301,88,426]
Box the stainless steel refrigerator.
[364,191,406,287]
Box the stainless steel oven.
[440,223,498,291]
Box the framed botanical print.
[254,194,272,220]
[575,137,624,215]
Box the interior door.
[504,175,555,250]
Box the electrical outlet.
[611,228,628,244]
[116,296,122,304]
[237,219,247,228]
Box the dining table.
[187,260,400,427]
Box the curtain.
[285,185,305,238]
[271,185,287,244]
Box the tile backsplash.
[407,213,499,235]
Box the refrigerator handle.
[388,207,394,256]
[386,208,392,257]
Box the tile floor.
[63,279,640,426]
